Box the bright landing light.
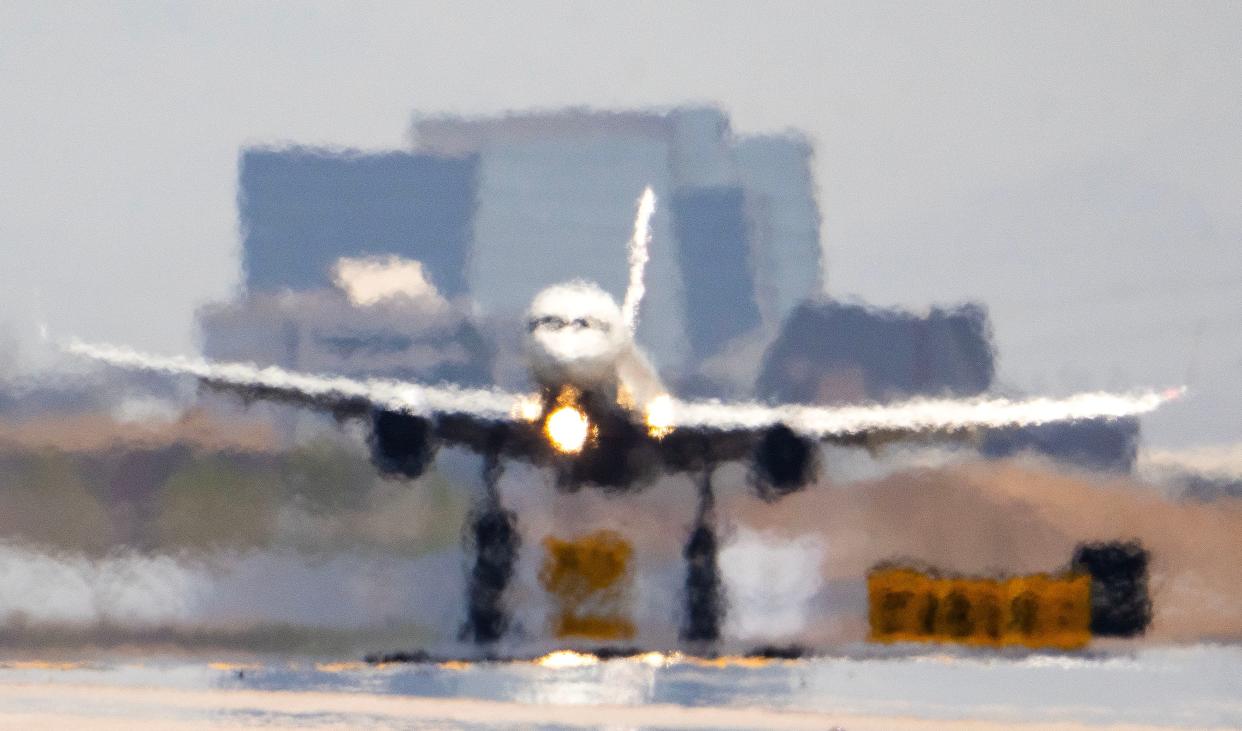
[645,394,674,438]
[546,405,590,454]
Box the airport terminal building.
[221,107,822,381]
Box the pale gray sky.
[1,1,1239,448]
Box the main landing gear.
[459,456,729,650]
[461,448,520,645]
[682,465,724,644]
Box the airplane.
[63,187,1182,646]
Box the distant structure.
[981,418,1139,473]
[230,107,822,379]
[240,150,477,300]
[414,108,821,369]
[757,301,996,405]
[758,301,1140,472]
[199,286,493,388]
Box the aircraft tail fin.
[621,186,656,335]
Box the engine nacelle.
[368,410,437,479]
[751,424,818,501]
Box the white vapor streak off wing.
[667,388,1184,438]
[621,186,657,334]
[64,340,524,420]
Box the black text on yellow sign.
[867,567,1092,649]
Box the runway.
[0,681,1221,730]
[0,645,1237,729]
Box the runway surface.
[0,644,1237,729]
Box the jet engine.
[751,424,818,501]
[368,409,437,479]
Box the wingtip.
[1161,386,1188,401]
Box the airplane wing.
[650,387,1183,498]
[65,339,1184,491]
[63,339,529,422]
[659,388,1183,440]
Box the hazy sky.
[2,1,1239,449]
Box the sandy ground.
[0,681,1231,731]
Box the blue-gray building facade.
[230,107,824,379]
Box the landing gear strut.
[681,465,723,644]
[461,448,520,645]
